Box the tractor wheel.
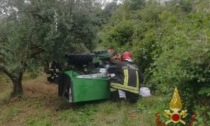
[58,73,64,97]
[63,75,71,99]
[58,73,71,99]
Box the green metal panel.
[64,71,110,103]
[72,77,110,102]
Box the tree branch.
[0,64,15,79]
[29,46,45,59]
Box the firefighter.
[107,51,143,103]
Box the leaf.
[198,87,210,95]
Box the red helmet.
[121,51,133,61]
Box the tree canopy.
[101,0,210,124]
[0,0,103,96]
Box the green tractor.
[48,50,114,103]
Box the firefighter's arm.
[107,64,121,73]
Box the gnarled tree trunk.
[11,73,23,97]
[0,65,24,97]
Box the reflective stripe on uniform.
[123,69,129,86]
[136,71,139,89]
[110,88,117,92]
[110,82,139,94]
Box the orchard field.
[0,73,158,126]
[1,0,210,125]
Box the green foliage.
[136,96,169,126]
[102,20,135,49]
[194,106,210,126]
[125,0,146,10]
[101,0,210,124]
[103,0,118,17]
[179,0,193,12]
[0,0,104,96]
[198,87,210,96]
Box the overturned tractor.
[47,50,114,103]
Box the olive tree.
[0,0,101,97]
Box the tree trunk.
[11,73,23,97]
[0,65,24,97]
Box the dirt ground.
[23,74,58,97]
[0,74,65,126]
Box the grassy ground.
[0,74,166,126]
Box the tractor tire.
[58,73,64,97]
[58,73,71,99]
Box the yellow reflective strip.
[136,71,139,89]
[124,69,128,86]
[110,82,139,94]
[110,88,117,92]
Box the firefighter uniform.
[107,60,141,103]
